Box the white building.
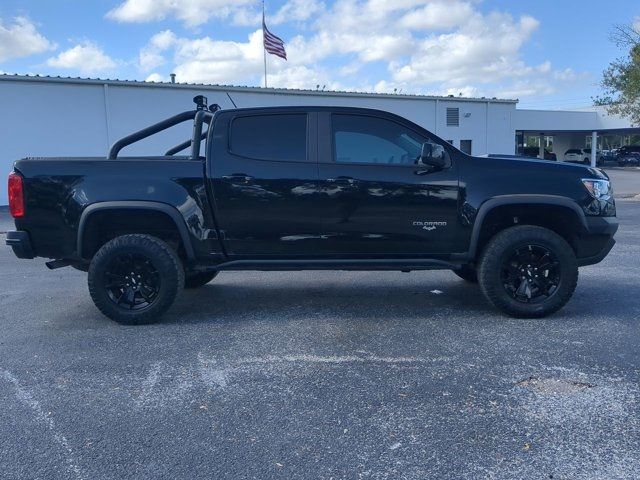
[1,74,637,204]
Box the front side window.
[332,114,429,166]
[230,114,307,161]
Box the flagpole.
[262,0,267,88]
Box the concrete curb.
[616,194,640,201]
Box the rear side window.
[230,114,307,161]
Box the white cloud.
[107,0,254,27]
[442,86,479,98]
[45,41,117,74]
[265,65,341,90]
[173,30,264,84]
[0,16,56,63]
[139,30,177,72]
[271,0,325,24]
[131,0,585,99]
[145,72,166,82]
[391,13,541,86]
[399,1,475,30]
[633,16,640,34]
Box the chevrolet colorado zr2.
[6,96,618,324]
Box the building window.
[460,139,472,155]
[446,108,459,126]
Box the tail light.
[8,172,25,218]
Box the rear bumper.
[576,216,618,267]
[5,231,35,259]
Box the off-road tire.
[478,226,578,318]
[452,265,478,283]
[88,234,184,324]
[184,271,219,289]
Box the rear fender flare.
[77,201,195,260]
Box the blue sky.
[0,0,638,109]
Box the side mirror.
[420,142,447,168]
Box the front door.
[317,112,460,256]
[208,110,321,257]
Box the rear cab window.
[230,114,308,162]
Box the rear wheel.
[452,265,478,283]
[88,234,184,324]
[478,226,578,318]
[185,271,218,288]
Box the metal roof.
[0,73,518,104]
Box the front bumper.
[6,231,35,259]
[576,216,618,267]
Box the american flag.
[263,16,287,60]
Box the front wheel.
[478,226,578,318]
[88,234,184,324]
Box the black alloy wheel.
[88,234,184,324]
[500,245,560,303]
[478,225,578,318]
[103,253,161,310]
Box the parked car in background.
[564,149,584,163]
[583,148,605,166]
[616,145,640,166]
[564,148,603,166]
[600,150,617,164]
[617,152,640,166]
[521,146,557,161]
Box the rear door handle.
[327,176,358,185]
[221,174,254,183]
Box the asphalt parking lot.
[1,200,639,480]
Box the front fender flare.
[466,194,588,259]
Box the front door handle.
[222,174,254,183]
[327,176,358,185]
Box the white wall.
[514,109,599,131]
[0,76,517,204]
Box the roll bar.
[107,96,220,160]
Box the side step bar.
[212,258,461,272]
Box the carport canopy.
[516,127,640,167]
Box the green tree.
[594,23,640,125]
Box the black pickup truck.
[7,96,618,324]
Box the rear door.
[316,112,461,256]
[208,110,321,257]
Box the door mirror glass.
[420,142,447,168]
